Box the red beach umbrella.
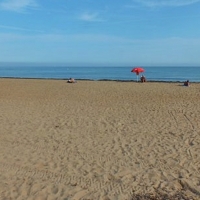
[131,67,145,81]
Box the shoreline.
[1,77,200,83]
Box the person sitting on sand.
[67,78,76,83]
[140,75,146,83]
[184,80,189,86]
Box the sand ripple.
[0,79,199,199]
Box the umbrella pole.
[137,75,138,82]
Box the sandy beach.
[0,78,199,200]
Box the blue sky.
[0,0,200,66]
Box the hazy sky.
[1,0,200,66]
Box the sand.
[0,78,199,200]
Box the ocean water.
[0,66,199,82]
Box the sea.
[0,66,200,82]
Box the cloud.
[1,33,200,66]
[0,0,38,12]
[2,32,200,47]
[79,12,104,22]
[0,24,43,32]
[133,0,200,7]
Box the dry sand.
[0,78,199,200]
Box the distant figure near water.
[67,78,76,83]
[140,75,146,83]
[184,80,189,86]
